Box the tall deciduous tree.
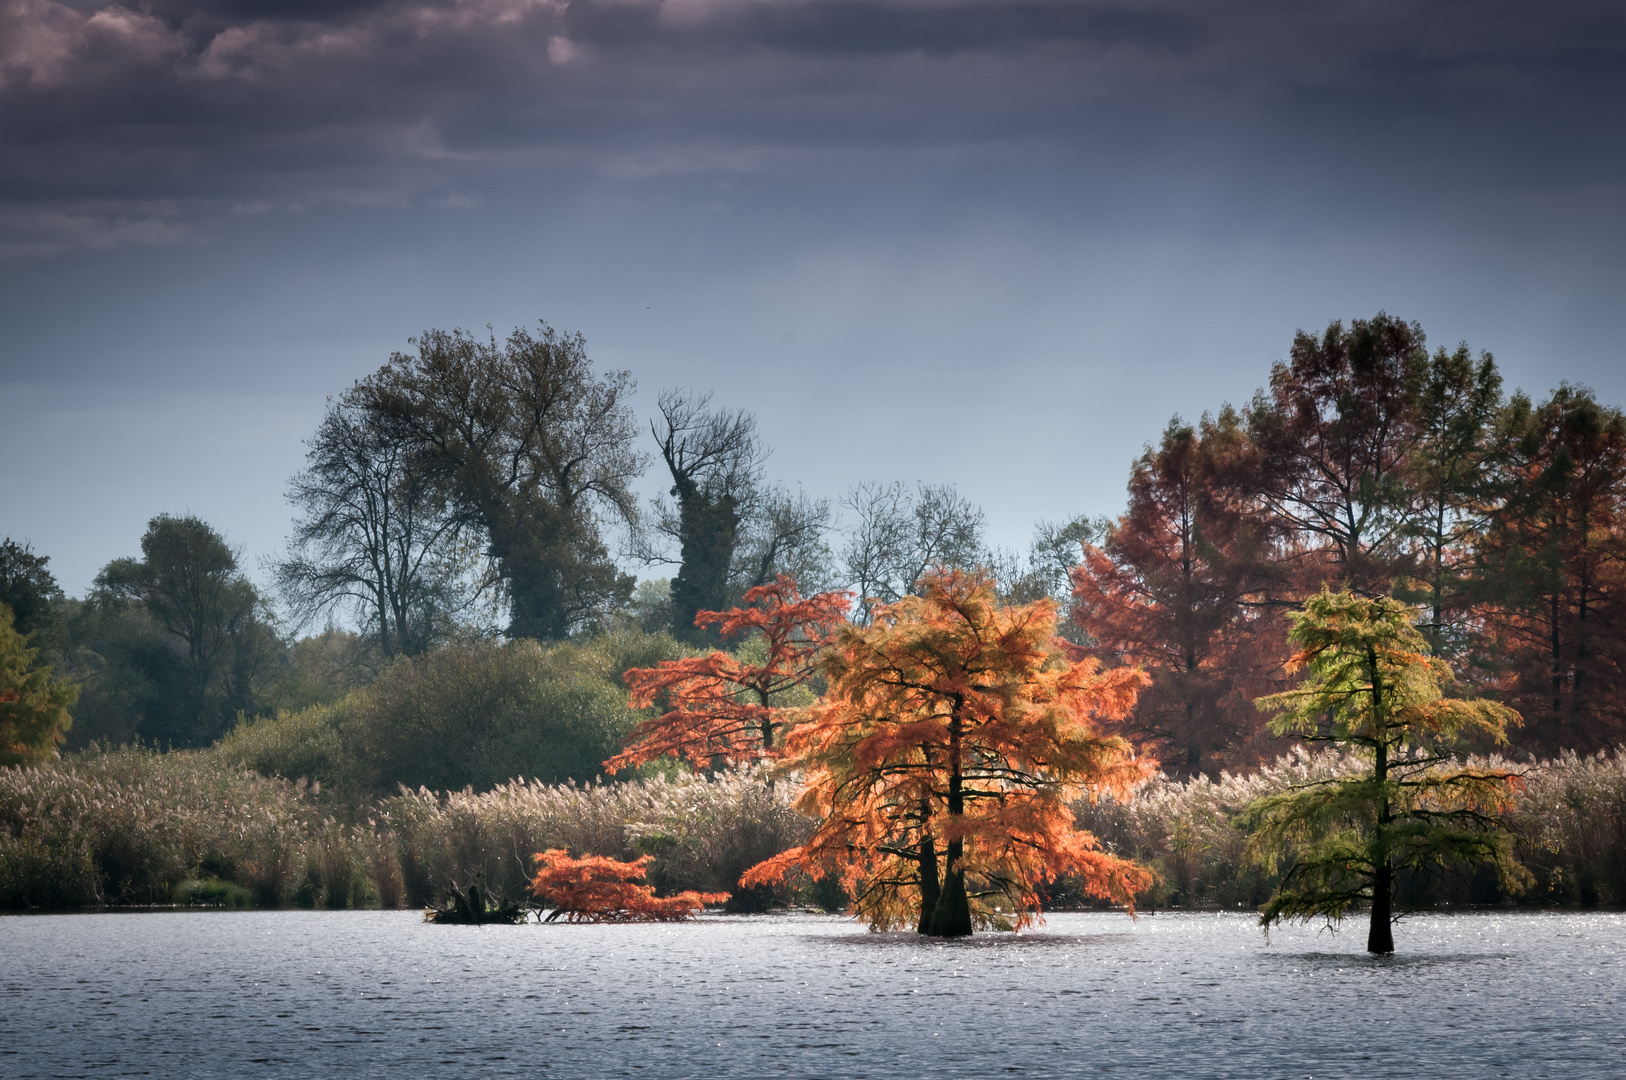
[606,576,850,771]
[840,481,987,624]
[277,392,476,659]
[1473,386,1626,750]
[1401,345,1504,658]
[1243,588,1526,953]
[650,390,765,643]
[95,515,277,746]
[746,570,1153,936]
[360,323,644,640]
[0,602,77,765]
[644,392,835,643]
[1072,412,1288,774]
[1246,313,1429,595]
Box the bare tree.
[733,486,836,596]
[647,390,767,641]
[277,394,479,659]
[839,482,987,623]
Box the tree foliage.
[0,539,66,658]
[747,569,1153,936]
[359,322,644,639]
[1073,313,1626,769]
[88,515,279,747]
[1072,413,1289,774]
[606,576,850,772]
[0,603,77,766]
[643,391,835,643]
[650,389,765,643]
[1473,385,1626,751]
[1246,313,1430,594]
[1241,588,1527,953]
[530,850,728,922]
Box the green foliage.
[262,628,378,714]
[342,629,687,793]
[219,629,692,797]
[0,539,67,658]
[0,603,77,766]
[69,515,282,748]
[1241,588,1528,950]
[216,700,353,794]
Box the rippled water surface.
[3,909,1623,1078]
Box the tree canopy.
[606,576,850,773]
[746,569,1153,935]
[359,323,644,640]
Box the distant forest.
[3,312,1622,776]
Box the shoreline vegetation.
[5,311,1626,936]
[4,743,1622,916]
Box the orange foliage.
[745,569,1155,935]
[529,850,729,922]
[605,576,850,772]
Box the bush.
[217,630,690,798]
[216,700,354,795]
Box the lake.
[3,909,1622,1078]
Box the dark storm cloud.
[563,1,1207,56]
[2,0,1625,254]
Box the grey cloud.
[561,1,1207,57]
[2,0,1624,250]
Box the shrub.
[216,700,354,795]
[343,630,689,794]
[531,850,728,922]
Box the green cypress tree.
[1241,588,1528,953]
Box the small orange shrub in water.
[530,849,728,922]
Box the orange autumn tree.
[530,850,729,922]
[744,568,1155,937]
[605,575,851,772]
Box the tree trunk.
[1367,860,1394,954]
[924,702,972,936]
[916,828,941,935]
[1367,644,1395,955]
[926,854,972,937]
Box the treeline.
[1073,315,1626,772]
[3,311,1624,774]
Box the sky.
[2,0,1624,598]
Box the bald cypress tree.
[1242,589,1527,953]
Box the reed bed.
[382,768,809,906]
[1072,746,1626,909]
[3,745,1623,912]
